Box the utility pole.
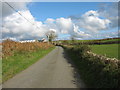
[48,35,49,45]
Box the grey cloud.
[98,2,119,28]
[2,2,29,18]
[71,10,111,33]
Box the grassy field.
[90,44,119,60]
[99,38,119,42]
[2,40,55,83]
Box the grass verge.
[2,46,55,83]
[0,59,1,84]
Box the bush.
[63,45,119,88]
[2,39,53,58]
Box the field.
[90,44,119,60]
[56,38,119,60]
[99,38,119,42]
[2,39,55,82]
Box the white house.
[19,40,36,43]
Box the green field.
[57,38,120,44]
[90,44,119,60]
[97,38,120,43]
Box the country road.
[3,46,85,88]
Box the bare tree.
[45,30,57,43]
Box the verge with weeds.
[2,40,55,83]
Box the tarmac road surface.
[3,46,85,88]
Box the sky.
[1,1,119,41]
[27,2,100,21]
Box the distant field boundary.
[53,37,120,46]
[54,40,120,46]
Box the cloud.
[2,10,49,40]
[98,2,118,28]
[45,18,55,24]
[45,17,91,39]
[73,25,91,39]
[1,1,29,18]
[45,18,74,34]
[55,18,73,34]
[2,2,118,41]
[99,31,119,39]
[44,18,58,33]
[71,10,111,33]
[83,10,99,17]
[2,9,92,40]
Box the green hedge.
[63,45,119,88]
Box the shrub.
[63,45,119,88]
[2,39,53,58]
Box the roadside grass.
[90,44,119,60]
[2,47,55,83]
[0,59,2,84]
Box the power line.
[4,1,41,29]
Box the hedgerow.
[63,45,119,88]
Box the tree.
[45,29,57,42]
[71,35,76,44]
